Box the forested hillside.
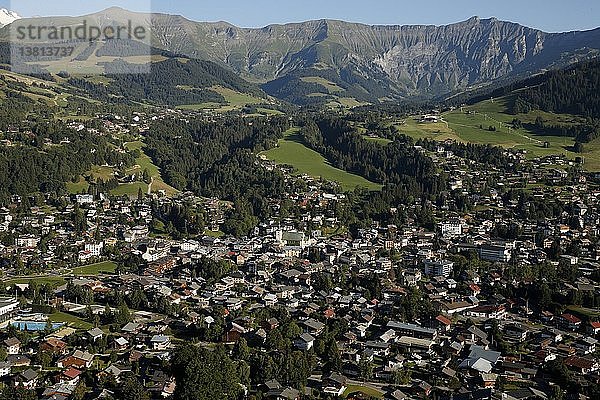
[67,58,265,106]
[449,59,600,145]
[144,116,291,236]
[511,60,600,118]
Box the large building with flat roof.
[0,298,19,323]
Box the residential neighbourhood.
[0,110,599,399]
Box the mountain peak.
[90,6,149,19]
[0,8,21,27]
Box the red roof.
[469,284,481,292]
[470,304,505,314]
[561,313,582,324]
[590,321,600,328]
[63,368,81,379]
[565,356,596,369]
[436,315,452,326]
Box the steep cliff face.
[3,8,599,103]
[145,14,600,102]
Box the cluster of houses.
[0,112,599,399]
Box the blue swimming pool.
[12,321,64,331]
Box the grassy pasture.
[261,128,382,191]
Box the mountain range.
[2,7,600,105]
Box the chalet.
[41,383,76,398]
[575,337,598,355]
[15,369,38,389]
[365,341,392,356]
[303,318,325,335]
[434,315,452,332]
[380,329,396,343]
[87,327,104,341]
[113,337,129,350]
[126,350,142,364]
[421,115,440,123]
[389,389,408,400]
[558,313,582,331]
[0,361,10,377]
[534,349,557,363]
[505,324,530,342]
[4,337,20,354]
[7,354,31,368]
[466,304,506,319]
[150,335,171,350]
[386,321,438,340]
[469,284,482,296]
[56,367,81,385]
[588,321,600,335]
[293,333,315,351]
[557,343,577,357]
[459,346,501,374]
[145,256,177,276]
[564,356,599,374]
[540,311,554,324]
[440,300,476,315]
[480,373,498,388]
[266,387,301,400]
[540,328,563,343]
[322,373,347,396]
[412,380,433,397]
[58,350,94,369]
[40,338,68,355]
[396,336,434,353]
[121,322,142,335]
[262,318,280,331]
[104,364,133,382]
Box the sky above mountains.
[2,0,599,32]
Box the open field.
[111,182,148,197]
[363,135,393,145]
[66,176,90,194]
[90,165,116,181]
[342,384,384,399]
[397,94,600,171]
[395,118,461,142]
[73,261,118,276]
[125,141,161,177]
[566,305,600,319]
[178,103,221,111]
[49,312,93,330]
[3,276,66,288]
[327,97,370,109]
[300,77,344,93]
[261,128,382,191]
[204,229,226,238]
[114,141,178,197]
[67,165,117,194]
[299,76,369,109]
[210,85,264,106]
[257,107,284,115]
[177,85,273,114]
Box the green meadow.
[262,128,382,191]
[397,94,600,171]
[73,261,118,276]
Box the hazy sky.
[3,0,599,32]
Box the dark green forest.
[68,58,263,106]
